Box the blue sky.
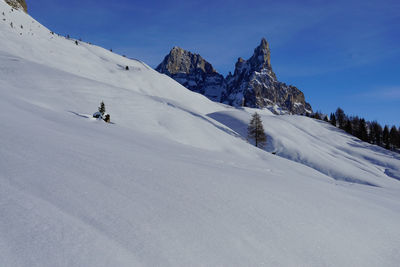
[28,0,399,126]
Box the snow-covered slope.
[209,109,400,188]
[1,2,400,266]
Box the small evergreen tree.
[389,126,398,150]
[248,112,267,148]
[351,116,360,137]
[383,125,390,149]
[344,119,353,134]
[314,112,321,120]
[398,126,400,148]
[330,113,336,127]
[369,121,383,146]
[98,101,106,116]
[335,107,345,129]
[358,118,368,142]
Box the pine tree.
[358,118,368,142]
[330,113,336,127]
[383,125,390,149]
[351,116,360,137]
[389,126,398,150]
[369,121,383,146]
[398,126,400,148]
[344,119,353,134]
[314,112,321,120]
[248,112,267,148]
[98,101,106,116]
[335,107,345,129]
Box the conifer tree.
[314,112,321,120]
[335,107,345,129]
[398,126,400,148]
[389,126,398,150]
[248,112,267,148]
[351,116,360,137]
[330,113,336,127]
[396,126,400,148]
[383,125,390,149]
[98,101,106,116]
[358,118,368,142]
[369,121,383,146]
[344,119,353,134]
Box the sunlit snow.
[1,2,399,266]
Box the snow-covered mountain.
[157,38,312,114]
[1,1,400,266]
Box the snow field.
[1,1,400,266]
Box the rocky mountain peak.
[237,57,245,63]
[5,0,27,13]
[156,47,226,102]
[259,37,269,48]
[157,38,312,115]
[249,38,272,71]
[157,46,216,75]
[232,38,276,80]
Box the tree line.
[310,108,400,152]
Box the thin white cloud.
[359,87,400,100]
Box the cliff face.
[157,39,312,114]
[5,0,27,12]
[225,38,312,114]
[156,47,226,102]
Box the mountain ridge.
[157,38,312,115]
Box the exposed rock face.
[225,38,312,114]
[156,47,226,102]
[157,39,312,114]
[5,0,27,13]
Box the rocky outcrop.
[157,39,312,114]
[225,38,312,114]
[5,0,27,13]
[156,47,226,102]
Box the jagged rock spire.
[231,38,276,81]
[249,38,272,70]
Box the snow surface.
[1,1,400,266]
